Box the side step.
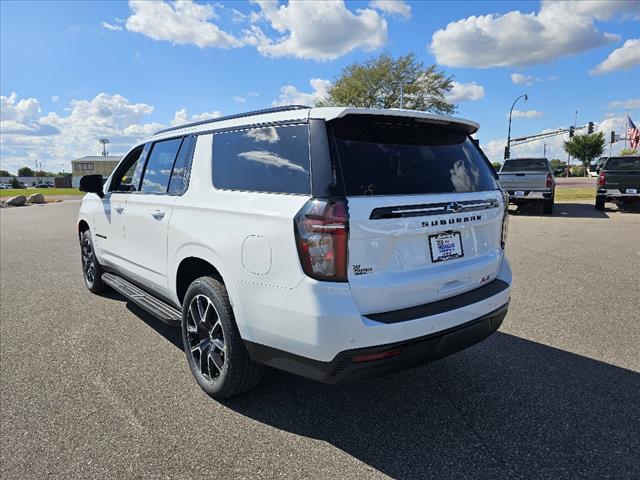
[102,272,182,326]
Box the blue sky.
[1,0,639,173]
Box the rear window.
[500,158,548,172]
[329,116,498,196]
[605,157,640,170]
[212,124,310,194]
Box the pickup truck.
[595,156,640,210]
[498,158,555,214]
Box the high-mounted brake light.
[597,171,606,188]
[546,173,553,188]
[294,198,349,282]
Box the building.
[71,155,122,187]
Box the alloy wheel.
[186,294,226,381]
[81,237,96,284]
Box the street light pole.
[506,94,528,158]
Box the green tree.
[620,148,638,156]
[18,166,35,176]
[563,133,605,177]
[317,52,455,114]
[11,176,20,188]
[491,161,502,171]
[0,169,11,177]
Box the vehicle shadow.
[218,333,640,479]
[510,202,610,219]
[117,293,640,479]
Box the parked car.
[595,156,640,210]
[77,106,512,399]
[36,183,52,188]
[498,157,555,214]
[0,183,12,189]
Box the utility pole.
[543,143,547,157]
[99,138,109,157]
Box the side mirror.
[79,174,104,198]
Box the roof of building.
[149,105,480,143]
[71,155,123,162]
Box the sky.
[1,0,639,174]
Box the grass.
[555,188,596,201]
[0,188,83,198]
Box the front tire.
[595,195,605,210]
[80,230,108,293]
[181,276,264,399]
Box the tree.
[0,169,11,177]
[11,176,20,189]
[491,161,502,171]
[620,148,638,156]
[317,52,456,114]
[18,166,35,177]
[563,133,605,177]
[549,158,566,171]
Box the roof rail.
[153,105,311,136]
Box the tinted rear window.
[212,125,310,194]
[329,116,498,196]
[605,157,640,170]
[500,158,548,172]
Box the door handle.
[114,205,124,214]
[151,210,165,220]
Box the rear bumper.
[597,188,640,199]
[245,303,508,384]
[507,189,553,201]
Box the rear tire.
[542,198,554,215]
[80,230,108,293]
[181,276,264,399]
[595,195,605,211]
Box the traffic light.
[587,122,594,134]
[504,146,510,159]
[610,131,616,144]
[569,126,575,138]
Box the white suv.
[78,106,512,398]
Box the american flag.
[629,116,640,149]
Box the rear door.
[328,115,505,315]
[122,136,191,291]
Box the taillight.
[546,173,553,188]
[501,190,509,249]
[597,171,606,187]
[294,198,348,282]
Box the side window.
[168,136,194,195]
[212,124,310,194]
[140,137,184,194]
[110,145,145,192]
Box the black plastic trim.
[370,198,499,219]
[244,303,508,384]
[154,105,310,135]
[365,279,509,324]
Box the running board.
[102,272,182,326]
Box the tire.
[595,195,605,211]
[80,230,108,293]
[542,198,554,215]
[181,276,264,399]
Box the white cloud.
[101,21,123,31]
[0,92,60,136]
[51,95,59,103]
[510,73,535,86]
[171,108,222,126]
[273,78,332,106]
[125,0,240,48]
[238,150,307,172]
[591,38,640,74]
[233,96,247,103]
[369,0,411,20]
[444,81,485,102]
[247,0,387,60]
[430,1,624,68]
[608,98,640,110]
[510,109,543,119]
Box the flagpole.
[625,111,629,150]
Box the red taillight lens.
[294,198,348,282]
[597,171,606,187]
[546,173,553,188]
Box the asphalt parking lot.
[1,200,639,479]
